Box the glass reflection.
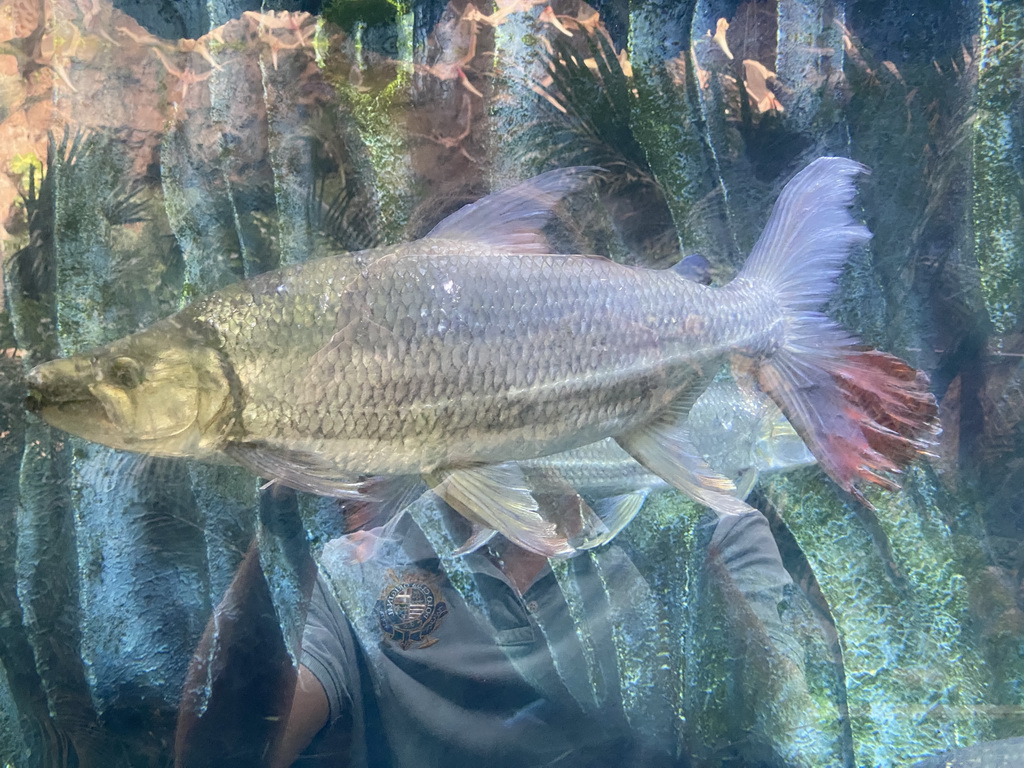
[0,1,1021,767]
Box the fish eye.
[109,357,144,389]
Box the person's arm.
[269,572,363,767]
[270,664,331,768]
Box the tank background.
[0,0,1021,766]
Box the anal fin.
[617,412,757,518]
[581,490,650,549]
[453,525,497,556]
[343,475,428,532]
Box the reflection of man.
[271,502,798,768]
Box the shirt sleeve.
[301,572,361,725]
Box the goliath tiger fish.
[25,158,938,549]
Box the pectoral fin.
[427,464,574,557]
[225,443,363,499]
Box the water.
[0,1,1021,766]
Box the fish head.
[689,377,816,482]
[751,407,817,473]
[24,322,233,458]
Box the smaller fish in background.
[343,376,816,558]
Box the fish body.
[219,240,773,475]
[27,160,938,542]
[32,239,767,466]
[518,439,670,504]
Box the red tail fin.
[756,336,939,505]
[734,157,938,503]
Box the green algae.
[260,60,318,268]
[762,470,993,766]
[322,13,415,243]
[490,10,550,185]
[628,0,717,256]
[324,0,402,32]
[617,491,848,766]
[775,0,846,139]
[972,0,1024,335]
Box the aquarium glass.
[0,0,1022,766]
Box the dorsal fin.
[424,166,603,253]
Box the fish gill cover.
[0,1,1020,767]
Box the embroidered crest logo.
[375,569,448,650]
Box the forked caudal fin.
[737,157,939,504]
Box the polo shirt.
[299,499,686,767]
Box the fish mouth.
[24,389,103,415]
[25,359,95,411]
[25,386,129,449]
[21,384,93,415]
[23,360,119,439]
[23,388,44,413]
[25,386,112,428]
